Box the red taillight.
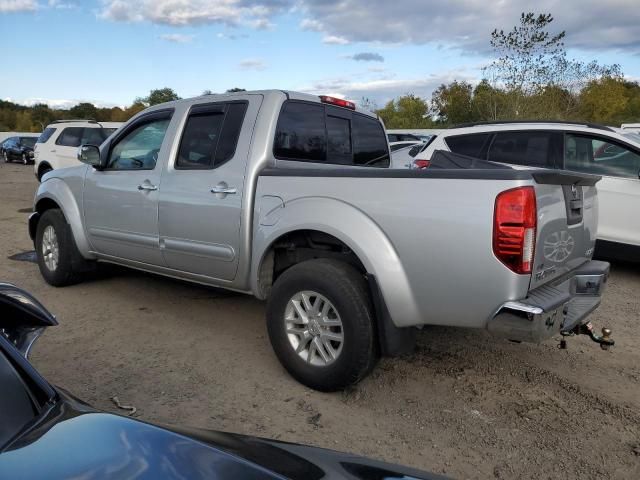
[319,95,356,110]
[413,159,430,169]
[493,187,537,274]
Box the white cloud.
[238,58,267,70]
[159,33,194,43]
[217,31,248,40]
[300,18,322,31]
[7,97,121,109]
[0,0,37,13]
[298,0,640,52]
[322,35,349,45]
[301,68,478,104]
[99,0,286,29]
[48,0,77,8]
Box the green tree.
[376,95,431,128]
[30,103,55,130]
[137,88,180,106]
[69,102,98,119]
[471,79,509,121]
[485,12,620,118]
[579,77,629,124]
[430,81,476,125]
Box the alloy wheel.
[284,291,344,366]
[42,225,59,271]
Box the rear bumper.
[487,260,609,343]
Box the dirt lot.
[1,161,639,479]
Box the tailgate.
[529,171,601,289]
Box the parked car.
[2,135,38,164]
[417,121,640,260]
[0,282,445,480]
[390,143,429,168]
[33,119,122,181]
[29,91,610,391]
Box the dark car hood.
[0,392,446,480]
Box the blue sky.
[1,0,639,109]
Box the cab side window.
[106,118,170,170]
[564,134,640,179]
[274,101,389,167]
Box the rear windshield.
[19,137,37,148]
[36,128,56,144]
[274,101,389,167]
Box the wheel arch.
[32,180,94,259]
[251,196,421,329]
[37,161,53,180]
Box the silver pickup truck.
[29,90,611,391]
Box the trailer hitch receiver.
[559,322,614,350]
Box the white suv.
[416,121,640,259]
[34,120,122,181]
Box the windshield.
[19,137,37,148]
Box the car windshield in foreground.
[20,138,37,147]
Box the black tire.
[22,153,28,165]
[3,151,9,163]
[35,209,89,286]
[266,258,378,391]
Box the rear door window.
[176,102,248,170]
[445,133,491,158]
[55,127,84,147]
[487,131,553,167]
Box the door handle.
[137,184,158,191]
[211,186,237,194]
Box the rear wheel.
[266,258,377,391]
[22,153,28,165]
[35,209,91,286]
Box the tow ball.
[559,322,614,350]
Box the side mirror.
[0,283,58,358]
[78,144,102,168]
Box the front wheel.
[22,153,28,165]
[266,258,377,391]
[35,209,89,286]
[3,151,9,162]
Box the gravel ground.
[1,160,639,479]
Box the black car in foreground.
[0,283,445,480]
[2,136,37,164]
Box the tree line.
[377,13,640,128]
[0,87,245,132]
